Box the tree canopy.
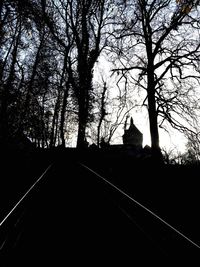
[0,0,200,154]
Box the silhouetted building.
[122,117,143,148]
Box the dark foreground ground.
[0,147,200,265]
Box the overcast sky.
[94,55,188,154]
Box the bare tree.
[96,81,107,147]
[39,0,111,148]
[184,130,200,162]
[67,0,111,148]
[111,0,200,157]
[0,2,24,141]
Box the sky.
[94,56,188,154]
[134,113,187,153]
[111,109,188,153]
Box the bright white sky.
[94,56,188,154]
[110,109,188,153]
[133,112,187,153]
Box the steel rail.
[80,163,200,250]
[0,164,53,228]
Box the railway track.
[0,156,200,265]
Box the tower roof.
[122,117,143,146]
[125,117,142,137]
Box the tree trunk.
[59,53,68,148]
[76,86,88,149]
[147,67,163,162]
[50,96,60,148]
[97,82,107,147]
[60,87,69,147]
[148,92,160,148]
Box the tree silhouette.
[111,0,200,156]
[1,0,200,153]
[68,0,110,148]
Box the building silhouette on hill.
[122,117,143,148]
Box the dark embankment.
[0,147,200,265]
